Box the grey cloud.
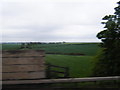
[1,1,116,42]
[4,25,61,31]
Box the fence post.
[46,63,51,79]
[64,67,69,78]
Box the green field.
[2,43,21,50]
[2,42,101,78]
[2,43,100,56]
[45,55,94,78]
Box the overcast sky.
[1,0,117,42]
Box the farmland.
[1,42,101,78]
[2,43,100,56]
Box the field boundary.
[47,52,85,56]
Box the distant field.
[2,43,21,50]
[2,43,100,56]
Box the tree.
[93,1,120,76]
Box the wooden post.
[64,67,69,78]
[46,63,51,79]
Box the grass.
[44,44,99,56]
[2,43,21,50]
[45,54,94,78]
[48,81,120,88]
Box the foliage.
[93,1,120,76]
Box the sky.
[1,0,118,42]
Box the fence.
[46,63,69,79]
[2,76,120,85]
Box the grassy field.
[45,55,94,78]
[2,42,100,77]
[2,43,21,50]
[2,43,100,56]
